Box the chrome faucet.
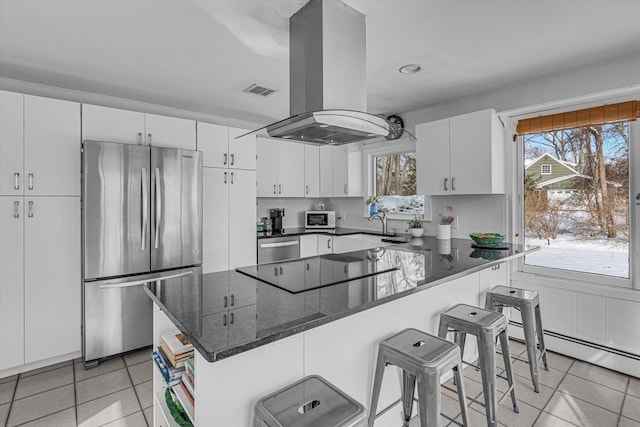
[368,211,387,235]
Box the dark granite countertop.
[143,237,538,362]
[257,227,401,239]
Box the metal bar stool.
[254,375,367,427]
[368,328,469,427]
[485,285,549,393]
[438,304,518,427]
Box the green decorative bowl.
[469,232,505,246]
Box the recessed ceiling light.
[282,135,292,139]
[319,124,329,128]
[399,64,422,74]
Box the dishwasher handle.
[259,240,299,249]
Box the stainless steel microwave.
[305,211,336,229]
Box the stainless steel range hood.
[246,0,413,145]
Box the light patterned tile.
[512,359,566,389]
[103,411,148,427]
[0,403,10,426]
[543,390,618,427]
[77,387,141,427]
[534,412,579,427]
[128,360,152,385]
[14,365,74,399]
[452,406,509,427]
[558,374,625,413]
[471,395,538,426]
[76,368,132,404]
[19,407,76,427]
[619,416,640,427]
[408,414,450,427]
[622,394,640,422]
[0,374,18,384]
[135,380,153,410]
[75,357,125,382]
[143,406,153,426]
[19,360,72,378]
[627,377,640,398]
[544,351,574,373]
[568,360,628,392]
[0,380,16,405]
[7,384,75,426]
[442,375,483,402]
[510,373,554,410]
[124,347,153,367]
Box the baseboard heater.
[508,320,640,362]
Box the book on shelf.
[172,383,195,423]
[152,351,181,387]
[181,370,195,399]
[160,332,194,369]
[157,346,185,375]
[184,357,195,385]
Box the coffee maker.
[269,208,285,233]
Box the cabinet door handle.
[306,185,309,195]
[28,173,34,191]
[28,201,34,218]
[279,266,283,275]
[306,262,309,271]
[14,173,20,190]
[344,184,348,194]
[224,171,227,184]
[274,267,278,276]
[344,265,348,274]
[230,171,234,184]
[223,296,228,308]
[327,239,332,249]
[444,177,448,191]
[147,133,152,145]
[137,132,143,144]
[230,294,235,306]
[223,314,227,326]
[230,154,235,166]
[278,184,282,194]
[230,312,234,324]
[13,201,20,218]
[451,176,456,191]
[273,184,276,194]
[223,153,228,165]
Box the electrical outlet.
[451,216,459,229]
[338,211,346,221]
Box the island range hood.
[247,0,413,145]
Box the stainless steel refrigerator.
[82,140,202,367]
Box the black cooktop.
[236,248,402,293]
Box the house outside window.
[540,164,552,175]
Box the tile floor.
[0,347,153,427]
[0,341,638,426]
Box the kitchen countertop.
[143,237,538,362]
[257,227,401,239]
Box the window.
[517,100,639,285]
[372,151,424,215]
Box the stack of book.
[155,332,195,420]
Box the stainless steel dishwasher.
[257,236,300,264]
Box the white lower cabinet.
[317,235,334,255]
[299,234,318,258]
[0,196,81,369]
[202,167,256,273]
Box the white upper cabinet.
[319,145,362,197]
[256,137,304,198]
[145,113,196,150]
[82,104,196,150]
[1,92,80,197]
[304,145,320,198]
[228,127,257,170]
[417,109,505,195]
[0,91,24,196]
[82,104,145,145]
[228,169,257,269]
[197,123,256,170]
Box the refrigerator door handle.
[154,167,161,249]
[141,168,148,251]
[98,271,193,289]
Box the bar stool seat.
[254,375,366,427]
[368,328,469,427]
[438,304,518,427]
[485,285,549,393]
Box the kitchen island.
[144,236,537,426]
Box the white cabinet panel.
[605,298,640,354]
[304,145,320,198]
[278,141,305,198]
[576,293,605,343]
[542,287,576,335]
[256,138,279,197]
[319,145,333,197]
[0,196,24,370]
[319,145,361,197]
[197,122,229,168]
[0,91,24,196]
[416,118,449,196]
[82,104,145,145]
[145,113,196,150]
[24,196,81,363]
[229,169,256,269]
[228,127,256,170]
[317,235,333,255]
[24,95,81,196]
[332,146,349,196]
[299,234,318,258]
[202,168,229,273]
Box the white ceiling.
[1,0,639,125]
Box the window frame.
[540,164,552,175]
[511,108,638,290]
[360,140,432,221]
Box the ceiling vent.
[243,83,276,97]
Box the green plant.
[366,196,379,205]
[408,217,423,229]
